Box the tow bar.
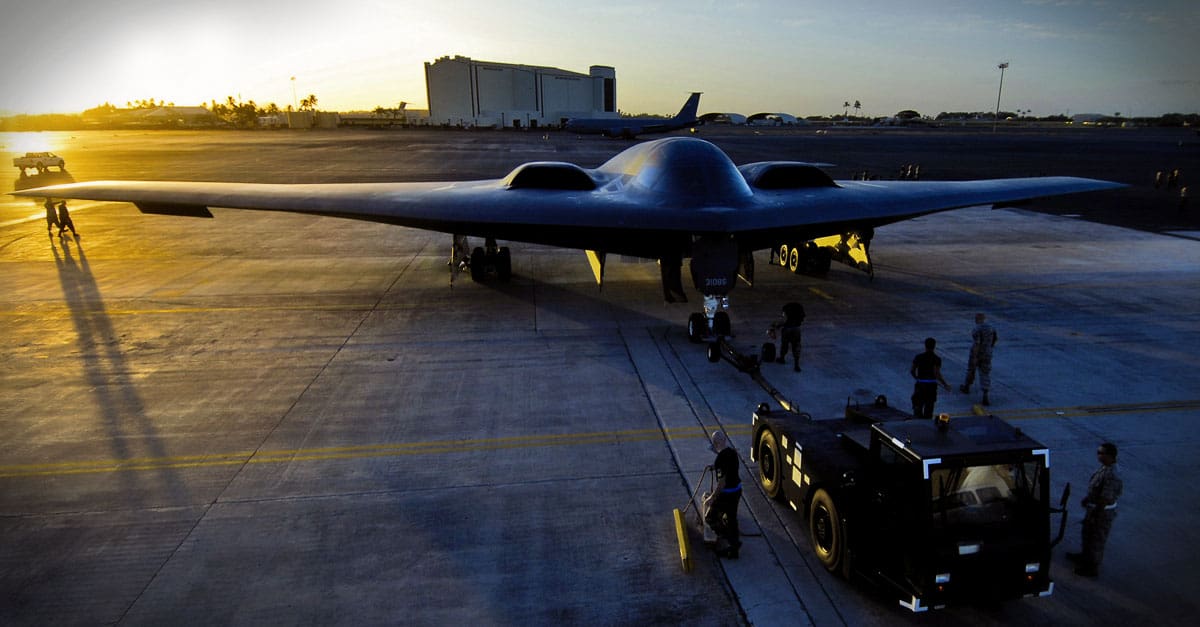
[705,338,803,415]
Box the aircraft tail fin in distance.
[673,92,702,124]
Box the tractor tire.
[809,488,845,574]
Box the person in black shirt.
[705,431,742,558]
[769,301,806,372]
[56,202,77,237]
[910,337,951,419]
[44,199,59,236]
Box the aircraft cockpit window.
[749,164,838,189]
[503,163,596,191]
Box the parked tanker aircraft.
[12,136,1122,340]
[565,92,701,138]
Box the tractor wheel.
[809,488,845,574]
[757,428,784,501]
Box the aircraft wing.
[12,137,1123,285]
[725,175,1123,251]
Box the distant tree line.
[0,93,322,131]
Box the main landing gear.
[775,241,832,275]
[450,235,511,284]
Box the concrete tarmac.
[2,128,1198,626]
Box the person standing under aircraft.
[769,301,806,372]
[56,201,77,237]
[704,431,742,559]
[911,337,951,419]
[44,199,59,236]
[960,313,998,405]
[1068,442,1123,577]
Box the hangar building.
[425,55,615,128]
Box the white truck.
[13,151,66,174]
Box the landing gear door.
[689,236,739,296]
[813,228,874,276]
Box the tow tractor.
[707,338,1071,611]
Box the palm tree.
[843,101,851,118]
[853,100,862,117]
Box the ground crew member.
[960,313,998,405]
[768,301,805,372]
[56,201,77,237]
[910,337,951,419]
[44,199,59,236]
[1068,442,1123,577]
[704,431,742,559]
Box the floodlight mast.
[994,62,1010,133]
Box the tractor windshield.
[930,460,1046,531]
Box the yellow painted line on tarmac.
[949,282,985,296]
[807,287,836,302]
[0,303,380,317]
[0,424,754,479]
[994,399,1200,421]
[5,400,1192,479]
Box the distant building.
[285,111,341,129]
[699,113,747,125]
[83,106,216,127]
[339,109,430,128]
[425,55,615,128]
[1071,113,1108,125]
[748,112,799,126]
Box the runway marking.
[0,303,385,317]
[990,399,1200,421]
[0,424,754,479]
[5,400,1196,479]
[949,282,985,296]
[806,287,835,302]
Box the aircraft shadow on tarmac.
[473,265,677,333]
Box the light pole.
[993,62,1009,133]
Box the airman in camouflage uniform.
[959,313,998,405]
[1068,442,1123,577]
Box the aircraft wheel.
[757,428,784,501]
[706,342,720,363]
[712,311,731,337]
[470,247,487,282]
[495,247,512,281]
[687,313,706,343]
[803,243,830,274]
[809,488,845,574]
[778,244,790,267]
[788,246,800,273]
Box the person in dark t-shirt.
[769,301,806,372]
[705,431,742,558]
[910,337,951,419]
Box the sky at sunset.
[0,0,1196,118]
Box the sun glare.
[0,132,63,155]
